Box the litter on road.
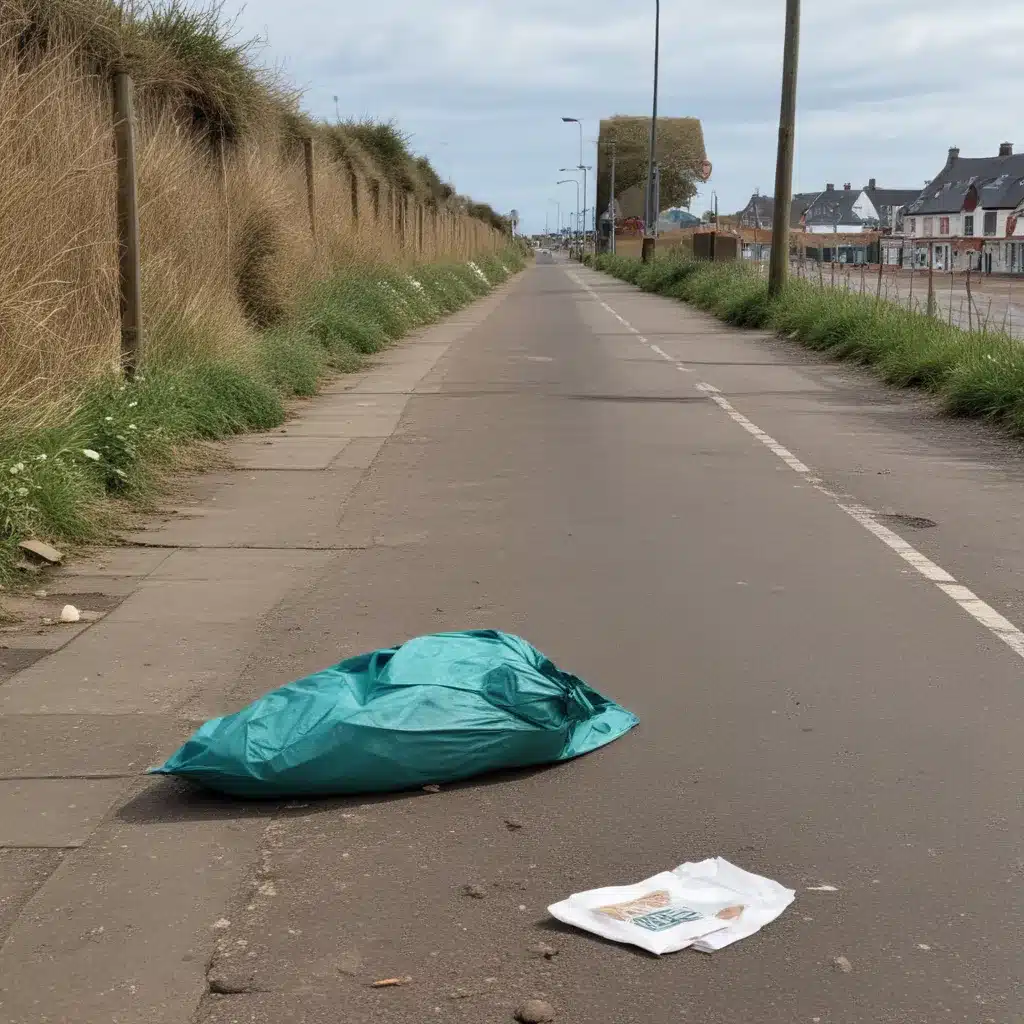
[548,857,795,956]
[152,630,638,798]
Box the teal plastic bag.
[152,630,638,798]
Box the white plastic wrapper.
[548,857,795,956]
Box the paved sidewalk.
[0,283,512,1024]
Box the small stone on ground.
[515,998,556,1022]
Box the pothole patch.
[875,513,938,530]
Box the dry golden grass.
[137,108,255,366]
[0,20,505,432]
[0,39,117,427]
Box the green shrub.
[258,330,326,397]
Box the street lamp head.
[561,117,579,124]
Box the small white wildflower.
[82,449,101,461]
[128,401,138,408]
[8,465,19,475]
[35,453,47,461]
[16,487,29,498]
[104,416,114,422]
[128,424,137,431]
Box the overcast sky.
[238,0,1023,234]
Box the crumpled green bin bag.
[151,630,638,798]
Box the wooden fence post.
[349,168,359,225]
[927,249,936,317]
[966,266,974,331]
[112,71,143,378]
[303,138,317,239]
[217,129,231,252]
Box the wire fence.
[741,257,1024,339]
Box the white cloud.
[236,0,1024,232]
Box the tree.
[598,116,704,215]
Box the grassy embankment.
[588,252,1024,433]
[0,0,526,581]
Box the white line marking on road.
[570,265,1024,664]
[649,344,671,360]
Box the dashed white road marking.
[569,265,1024,664]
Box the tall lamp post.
[642,0,661,263]
[562,117,588,260]
[561,167,592,255]
[557,178,581,255]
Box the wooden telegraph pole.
[767,0,801,298]
[112,71,143,377]
[303,138,317,239]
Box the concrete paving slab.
[147,547,333,581]
[126,469,367,548]
[59,549,174,578]
[0,784,272,1024]
[0,623,90,651]
[0,714,188,778]
[277,411,403,437]
[0,648,46,682]
[45,575,142,598]
[0,621,254,715]
[106,577,304,625]
[0,778,130,848]
[229,436,351,471]
[330,436,388,470]
[0,848,64,939]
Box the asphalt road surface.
[197,257,1020,1023]
[3,254,1020,1024]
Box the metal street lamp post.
[561,167,592,256]
[562,117,588,260]
[557,178,581,255]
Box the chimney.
[868,177,876,189]
[999,142,1013,157]
[826,182,834,191]
[843,182,851,190]
[946,146,960,168]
